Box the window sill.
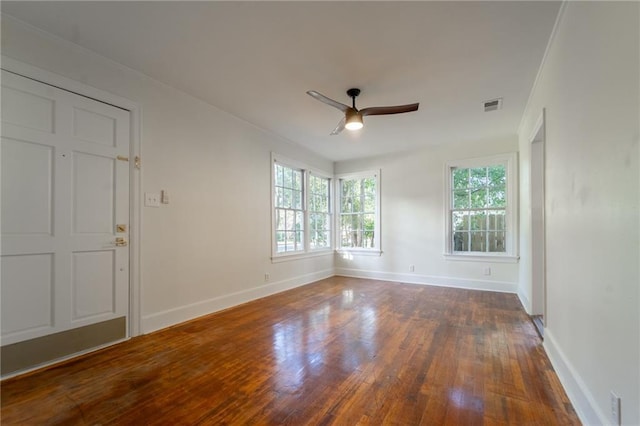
[443,253,519,263]
[271,249,334,263]
[336,249,383,257]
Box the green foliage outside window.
[274,163,304,253]
[340,177,376,249]
[452,165,506,253]
[309,175,330,249]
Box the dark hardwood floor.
[1,277,579,425]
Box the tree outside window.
[451,165,506,253]
[272,155,332,258]
[274,163,304,253]
[309,174,331,250]
[338,174,378,250]
[445,153,517,260]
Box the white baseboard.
[141,267,516,334]
[517,288,532,314]
[141,268,334,334]
[544,329,607,426]
[334,267,517,293]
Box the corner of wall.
[335,268,517,293]
[141,268,334,334]
[517,289,531,314]
[544,329,608,426]
[517,1,568,136]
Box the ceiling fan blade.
[330,117,346,135]
[359,103,419,116]
[307,90,350,113]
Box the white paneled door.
[1,70,130,346]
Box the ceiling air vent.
[483,98,503,112]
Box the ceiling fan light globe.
[345,111,363,131]
[345,121,363,131]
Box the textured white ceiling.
[2,1,561,161]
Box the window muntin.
[338,174,378,250]
[445,153,517,260]
[274,163,304,253]
[451,165,506,253]
[309,174,331,250]
[272,155,333,259]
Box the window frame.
[335,170,382,255]
[307,172,332,252]
[271,153,333,262]
[443,153,518,263]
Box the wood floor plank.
[1,277,580,425]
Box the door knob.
[115,237,128,247]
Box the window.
[445,154,518,261]
[337,171,380,252]
[274,162,304,253]
[308,174,331,250]
[272,154,332,259]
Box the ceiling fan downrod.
[346,88,361,110]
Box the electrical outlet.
[409,265,415,272]
[483,267,491,276]
[145,192,160,207]
[610,391,621,425]
[264,273,270,282]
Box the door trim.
[1,56,142,338]
[529,109,546,323]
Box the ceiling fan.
[307,88,419,135]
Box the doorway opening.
[530,110,546,338]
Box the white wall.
[6,7,639,422]
[334,137,520,293]
[1,16,334,334]
[518,3,639,424]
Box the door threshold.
[531,315,544,339]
